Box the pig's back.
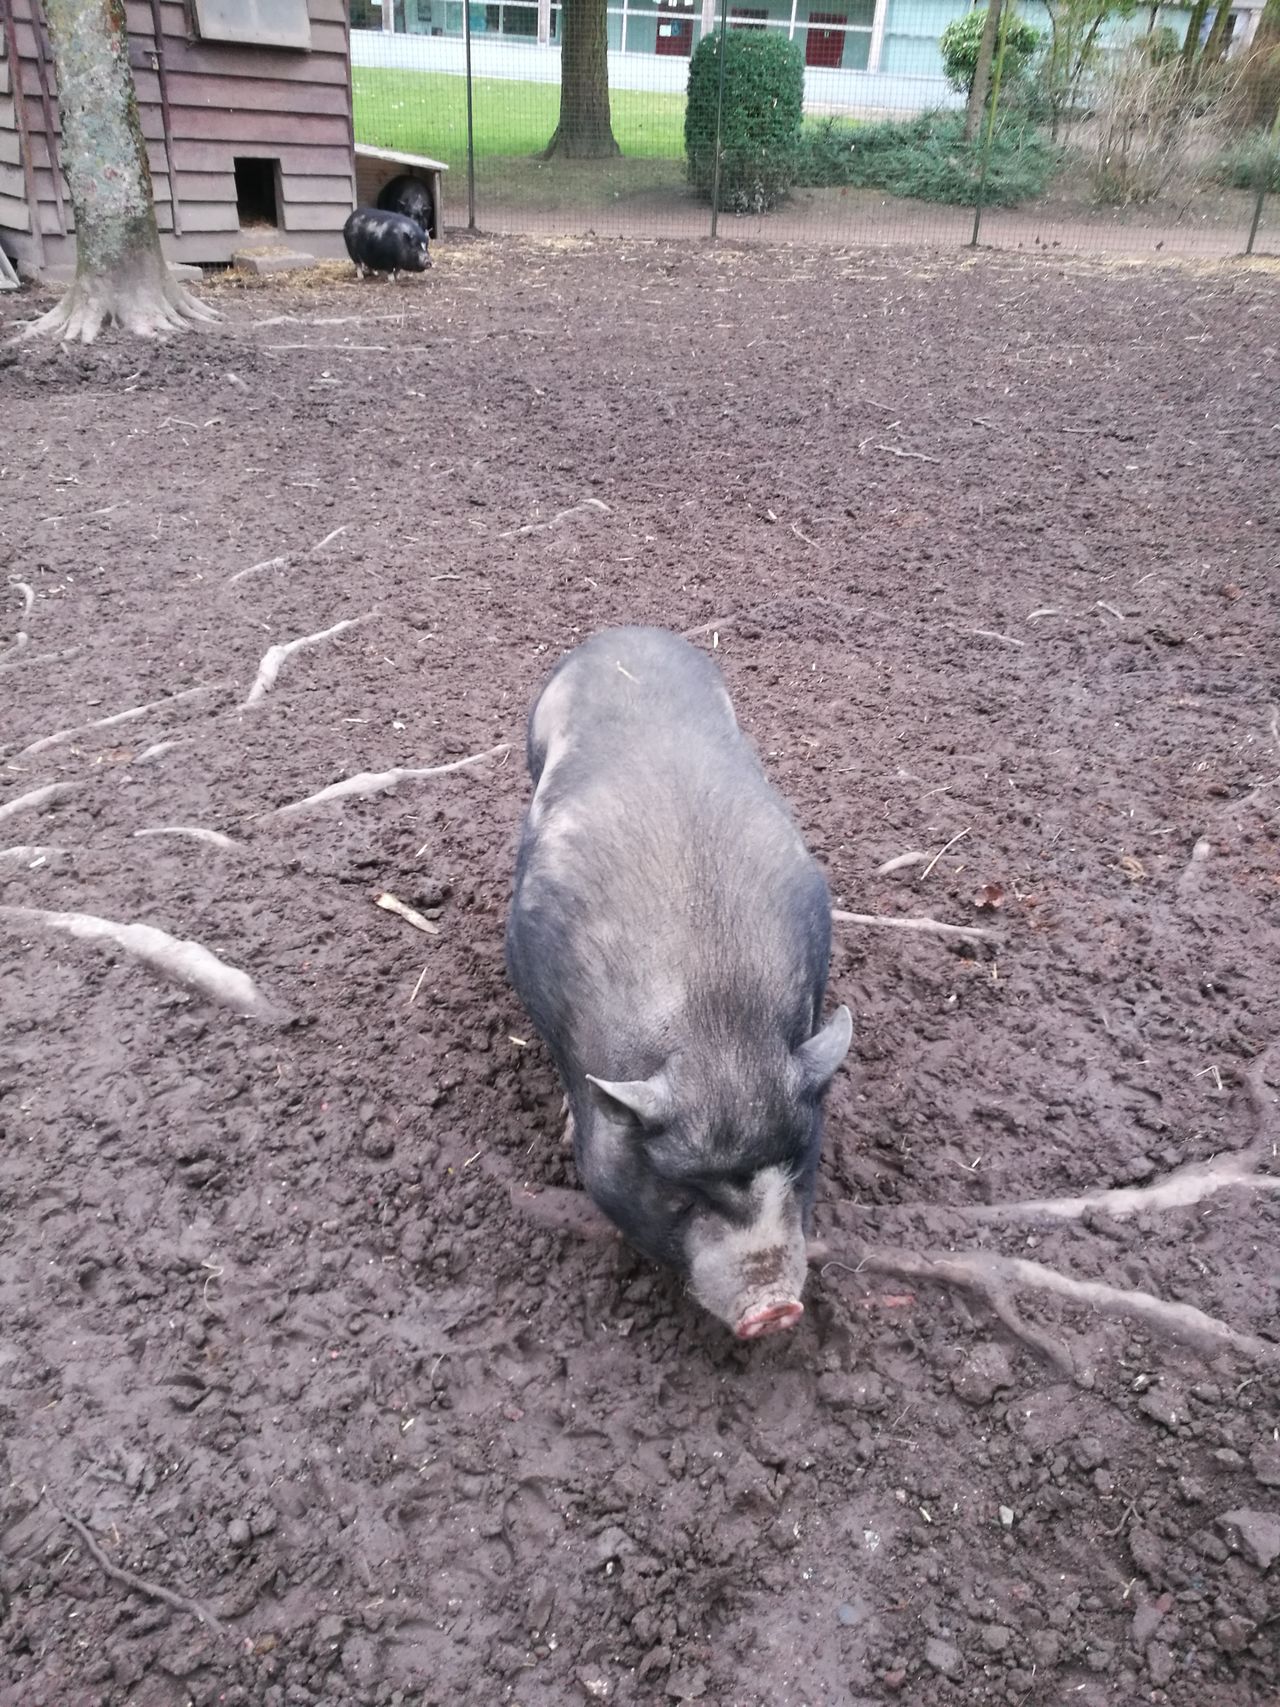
[508,628,832,1071]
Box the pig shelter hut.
[0,0,445,281]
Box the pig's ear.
[795,1005,853,1094]
[586,1072,673,1132]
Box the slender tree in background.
[26,0,214,343]
[964,0,1006,141]
[543,0,620,159]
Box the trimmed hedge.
[685,30,805,213]
[792,111,1057,207]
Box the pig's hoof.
[735,1301,804,1340]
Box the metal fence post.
[463,0,477,230]
[969,0,1015,249]
[709,0,730,241]
[1244,105,1280,256]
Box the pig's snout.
[735,1299,804,1340]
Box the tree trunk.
[1201,0,1235,62]
[543,0,620,159]
[1245,0,1280,125]
[964,0,1005,143]
[26,0,214,343]
[1179,0,1211,70]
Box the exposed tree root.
[226,525,348,586]
[21,261,217,345]
[825,1244,1278,1370]
[832,908,994,944]
[270,741,511,818]
[240,616,371,709]
[15,683,220,759]
[133,826,240,851]
[497,497,611,540]
[133,738,186,765]
[0,845,64,864]
[971,1153,1280,1224]
[51,1501,228,1636]
[0,645,82,681]
[506,1177,1276,1372]
[0,781,80,825]
[0,905,286,1021]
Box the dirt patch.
[1,239,1278,1707]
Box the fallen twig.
[967,628,1025,649]
[51,1501,228,1637]
[681,616,736,642]
[831,909,993,944]
[1096,600,1126,622]
[0,906,286,1021]
[919,827,970,881]
[241,615,371,709]
[15,684,219,760]
[270,741,511,817]
[374,890,439,936]
[0,782,80,825]
[497,497,611,540]
[872,443,943,465]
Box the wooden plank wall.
[0,0,355,267]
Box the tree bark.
[1179,0,1211,69]
[1201,0,1235,62]
[543,0,620,159]
[1244,0,1280,125]
[964,0,1005,143]
[25,0,214,342]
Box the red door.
[655,0,695,55]
[805,11,847,67]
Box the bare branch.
[831,909,994,944]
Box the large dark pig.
[376,173,436,239]
[342,208,431,279]
[506,626,851,1340]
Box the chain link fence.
[351,0,1280,257]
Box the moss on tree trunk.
[543,0,620,160]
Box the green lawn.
[352,68,688,171]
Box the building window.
[191,0,312,51]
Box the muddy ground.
[0,239,1278,1707]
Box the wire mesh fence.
[350,0,1280,258]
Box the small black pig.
[506,626,851,1340]
[376,173,435,239]
[342,208,430,280]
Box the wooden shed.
[1,0,359,278]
